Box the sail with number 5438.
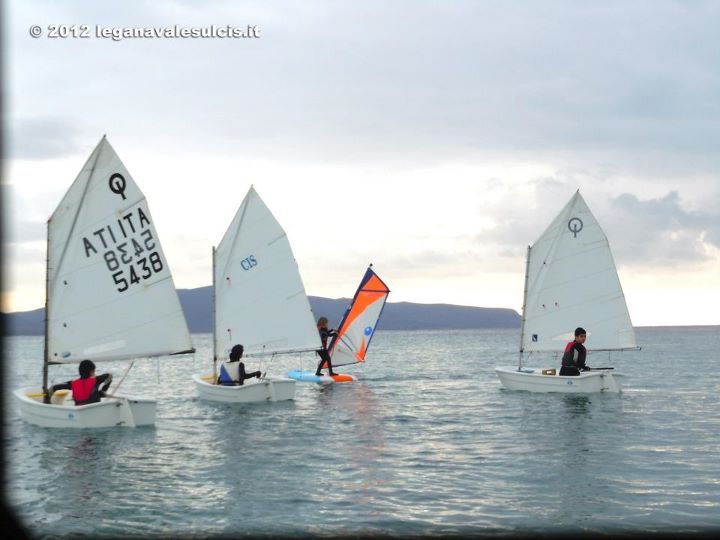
[14,136,194,428]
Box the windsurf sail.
[213,186,321,358]
[327,266,390,367]
[46,136,193,363]
[520,190,637,353]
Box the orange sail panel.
[328,267,390,367]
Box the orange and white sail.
[327,266,390,367]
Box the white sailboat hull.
[494,367,625,393]
[192,373,296,403]
[13,387,156,428]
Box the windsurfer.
[315,317,338,377]
[560,327,591,376]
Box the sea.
[3,326,720,538]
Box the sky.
[3,0,719,326]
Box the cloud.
[473,178,720,268]
[7,118,89,160]
[7,1,720,177]
[2,183,64,244]
[606,191,720,265]
[5,1,720,320]
[7,220,46,243]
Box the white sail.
[214,186,321,358]
[47,136,193,362]
[521,191,637,352]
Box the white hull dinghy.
[494,367,625,393]
[495,191,639,394]
[192,186,321,403]
[191,374,296,403]
[14,388,155,428]
[14,136,194,428]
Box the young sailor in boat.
[217,344,262,385]
[44,360,113,405]
[560,327,592,376]
[314,316,338,377]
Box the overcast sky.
[3,0,719,326]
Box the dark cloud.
[2,183,62,243]
[6,1,720,288]
[475,181,720,268]
[605,191,720,265]
[7,118,89,160]
[7,220,46,243]
[8,1,720,176]
[3,242,45,263]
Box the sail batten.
[46,137,193,363]
[520,191,636,353]
[54,348,195,364]
[213,187,321,358]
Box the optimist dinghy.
[494,190,639,393]
[192,186,320,402]
[14,136,194,428]
[288,265,390,384]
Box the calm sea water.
[4,327,720,538]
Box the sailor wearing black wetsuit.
[560,327,590,376]
[315,317,338,377]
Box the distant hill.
[2,286,520,335]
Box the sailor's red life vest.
[562,340,587,367]
[71,377,96,405]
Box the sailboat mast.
[44,137,105,393]
[212,246,217,382]
[42,220,50,396]
[517,245,531,371]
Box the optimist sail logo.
[109,173,127,200]
[568,217,584,238]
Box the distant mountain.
[2,286,520,335]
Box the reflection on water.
[5,327,720,536]
[324,382,389,508]
[63,437,104,515]
[561,394,592,415]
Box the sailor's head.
[317,317,329,329]
[78,360,96,379]
[230,344,244,362]
[575,327,587,342]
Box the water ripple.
[4,327,720,537]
